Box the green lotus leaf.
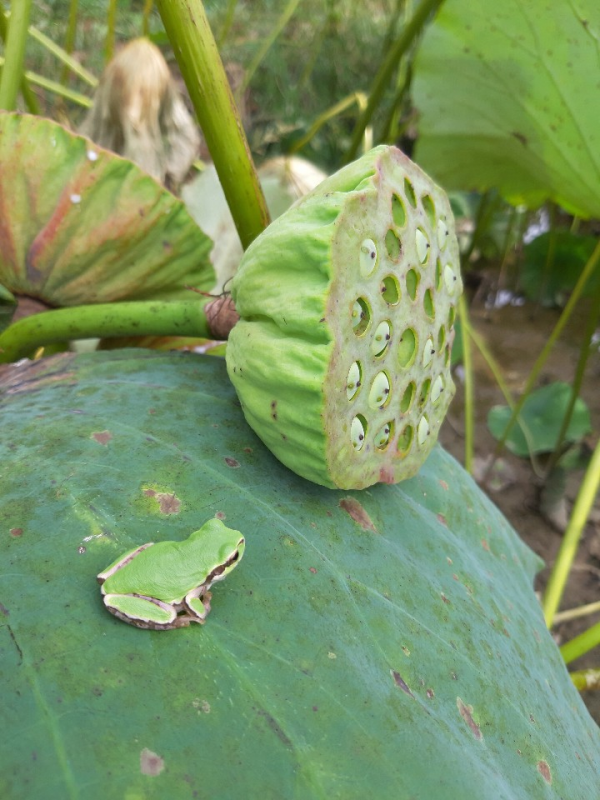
[413,0,600,217]
[0,111,214,306]
[227,145,462,490]
[488,382,592,457]
[1,350,599,798]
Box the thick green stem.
[344,0,444,163]
[560,621,600,665]
[0,0,33,111]
[156,0,269,249]
[0,8,38,112]
[543,434,600,627]
[0,300,212,364]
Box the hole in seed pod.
[438,325,446,349]
[444,264,458,294]
[406,269,419,301]
[351,414,368,451]
[423,337,435,368]
[392,194,406,227]
[360,238,378,277]
[374,420,394,450]
[417,416,430,446]
[385,229,401,260]
[368,371,391,409]
[432,375,445,403]
[448,305,456,327]
[398,424,414,455]
[422,195,436,227]
[398,328,417,368]
[346,361,363,400]
[419,378,431,407]
[400,381,416,412]
[436,258,443,290]
[371,320,392,357]
[381,275,400,305]
[352,297,371,335]
[404,178,417,208]
[424,288,435,318]
[437,218,449,250]
[416,228,430,264]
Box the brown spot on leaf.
[441,593,451,605]
[243,447,253,454]
[140,748,165,776]
[457,697,482,740]
[481,538,490,551]
[309,567,317,574]
[225,457,240,468]
[437,513,447,526]
[270,400,277,420]
[156,494,180,514]
[439,480,449,490]
[537,760,552,784]
[339,497,376,532]
[91,430,112,446]
[143,489,181,514]
[9,528,23,538]
[511,131,528,146]
[215,511,226,520]
[391,670,414,697]
[426,688,435,699]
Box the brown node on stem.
[205,296,240,341]
[79,38,200,191]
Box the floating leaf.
[0,112,214,306]
[1,350,598,797]
[414,1,600,217]
[488,382,592,457]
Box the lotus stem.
[156,0,270,249]
[0,300,214,364]
[543,433,600,627]
[344,0,444,163]
[560,621,600,665]
[0,0,33,111]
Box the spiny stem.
[0,300,213,364]
[156,0,269,249]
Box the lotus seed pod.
[226,145,462,489]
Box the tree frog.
[97,518,245,630]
